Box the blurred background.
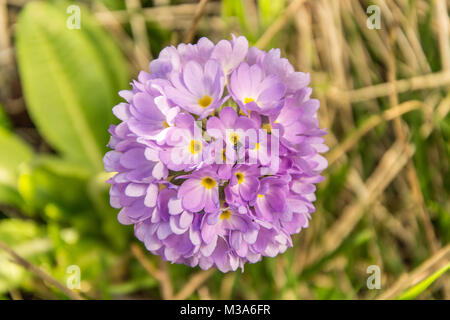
[0,0,449,300]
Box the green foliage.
[221,0,286,44]
[0,105,12,131]
[397,264,450,300]
[0,0,448,300]
[257,0,286,29]
[0,219,50,294]
[15,1,128,170]
[0,127,33,208]
[1,1,131,297]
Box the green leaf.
[398,264,450,300]
[0,105,12,131]
[258,0,286,29]
[15,1,129,171]
[222,0,257,41]
[0,128,32,187]
[0,219,51,294]
[0,128,33,207]
[222,0,247,28]
[17,156,91,214]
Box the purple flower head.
[104,36,327,272]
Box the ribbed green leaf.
[15,2,129,170]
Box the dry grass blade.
[304,140,413,269]
[0,0,10,53]
[184,0,210,44]
[126,0,153,68]
[378,244,450,299]
[93,2,142,72]
[330,70,450,103]
[131,243,173,299]
[435,0,450,70]
[327,100,423,166]
[173,268,215,300]
[0,240,84,300]
[386,29,439,253]
[255,0,307,49]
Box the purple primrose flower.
[104,36,327,272]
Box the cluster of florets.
[104,36,328,272]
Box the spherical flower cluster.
[104,36,328,272]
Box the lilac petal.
[179,179,206,212]
[103,151,121,172]
[219,107,238,127]
[152,161,167,180]
[118,209,133,225]
[240,177,259,201]
[125,183,147,197]
[201,234,218,257]
[179,211,193,229]
[120,148,147,169]
[201,221,217,244]
[144,233,163,251]
[183,60,205,96]
[157,222,172,240]
[189,228,201,246]
[112,103,131,121]
[168,198,183,215]
[169,217,187,234]
[144,184,158,208]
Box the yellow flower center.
[198,95,213,108]
[229,132,240,145]
[257,194,264,198]
[253,143,260,150]
[220,210,232,220]
[222,149,227,162]
[201,176,216,189]
[244,97,255,104]
[239,109,251,117]
[189,140,202,154]
[162,121,169,128]
[235,172,244,184]
[261,123,272,134]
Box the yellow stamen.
[198,95,213,108]
[253,143,260,150]
[235,172,244,184]
[229,132,240,145]
[239,109,251,117]
[162,121,169,128]
[189,140,202,154]
[261,123,272,134]
[257,194,264,198]
[201,177,216,189]
[244,97,255,104]
[220,210,232,220]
